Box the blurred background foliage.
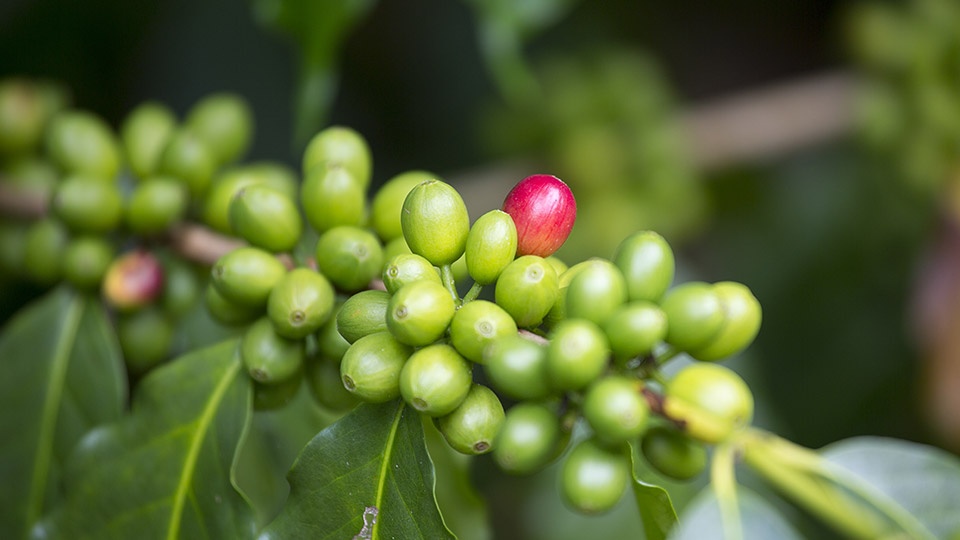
[2,0,959,537]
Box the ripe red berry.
[502,174,576,258]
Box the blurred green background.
[3,0,959,538]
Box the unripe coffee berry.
[582,376,649,445]
[306,354,359,412]
[495,255,559,328]
[121,102,175,178]
[603,301,668,361]
[371,170,434,241]
[204,284,259,326]
[493,402,562,474]
[46,110,121,179]
[340,331,413,403]
[502,174,576,258]
[315,226,383,292]
[118,307,173,375]
[302,126,372,188]
[399,344,472,417]
[267,268,335,339]
[386,280,456,347]
[53,175,123,233]
[560,438,629,515]
[23,219,68,286]
[382,253,441,295]
[665,363,754,444]
[185,93,253,165]
[211,247,287,308]
[301,165,367,233]
[336,290,391,344]
[438,384,505,455]
[400,179,470,266]
[158,128,217,197]
[614,231,675,303]
[640,426,707,481]
[449,300,517,363]
[660,282,724,351]
[202,164,297,234]
[483,334,551,400]
[241,317,305,385]
[546,319,609,391]
[63,236,114,290]
[690,281,762,361]
[229,184,302,253]
[465,209,517,285]
[565,259,627,326]
[126,176,188,235]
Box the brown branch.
[642,387,686,430]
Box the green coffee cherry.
[660,282,725,351]
[160,257,199,317]
[301,165,367,233]
[546,319,609,391]
[399,344,472,417]
[253,371,303,411]
[53,175,123,233]
[640,426,707,481]
[185,93,253,165]
[302,126,372,188]
[382,253,441,295]
[449,300,517,363]
[690,282,762,361]
[483,334,551,400]
[582,376,649,445]
[565,259,627,326]
[23,218,69,285]
[451,252,469,283]
[158,129,217,197]
[267,268,335,339]
[336,290,390,343]
[241,317,305,384]
[315,226,384,292]
[339,331,413,403]
[371,170,434,241]
[495,255,559,328]
[543,260,591,329]
[437,384,505,455]
[306,354,359,412]
[317,302,351,360]
[121,102,176,178]
[204,284,259,326]
[229,184,302,252]
[561,438,630,515]
[493,402,562,474]
[400,179,470,266]
[665,363,754,444]
[603,301,667,361]
[210,247,287,308]
[545,256,569,277]
[0,79,49,155]
[126,176,188,234]
[62,237,114,290]
[614,231,674,302]
[2,156,58,200]
[118,307,173,375]
[202,163,298,233]
[465,210,517,285]
[386,280,456,347]
[46,110,121,178]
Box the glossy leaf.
[628,442,678,540]
[669,486,803,540]
[34,340,255,539]
[260,401,455,540]
[423,417,491,540]
[822,437,960,539]
[0,287,125,539]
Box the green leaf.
[0,287,126,539]
[423,417,491,540]
[822,437,960,539]
[34,340,255,540]
[669,486,803,540]
[260,401,455,540]
[628,442,679,540]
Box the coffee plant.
[0,78,959,540]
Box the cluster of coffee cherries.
[0,78,260,375]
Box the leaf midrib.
[24,292,83,529]
[370,402,405,540]
[166,359,242,540]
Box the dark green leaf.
[822,437,960,538]
[259,401,455,540]
[669,486,803,540]
[628,442,679,540]
[0,287,125,539]
[34,340,255,539]
[423,417,490,540]
[233,384,337,527]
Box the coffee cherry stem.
[440,264,460,304]
[462,282,484,304]
[711,442,743,540]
